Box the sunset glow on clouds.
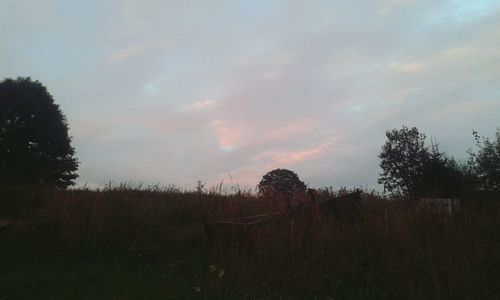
[1,0,500,189]
[211,120,243,151]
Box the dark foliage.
[258,168,307,209]
[469,129,500,192]
[418,143,472,197]
[0,77,78,187]
[378,126,428,197]
[378,126,490,198]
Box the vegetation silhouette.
[0,77,78,187]
[258,168,307,210]
[418,142,473,198]
[470,128,500,192]
[1,183,498,299]
[378,126,429,197]
[379,126,499,198]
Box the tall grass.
[0,185,498,299]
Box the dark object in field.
[0,218,31,232]
[0,218,9,231]
[205,213,282,250]
[318,190,362,221]
[415,198,461,215]
[205,191,363,252]
[205,204,319,253]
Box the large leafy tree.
[379,126,473,198]
[0,77,78,187]
[378,126,429,197]
[258,168,307,209]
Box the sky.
[1,0,500,190]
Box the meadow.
[0,185,499,299]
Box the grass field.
[1,185,499,299]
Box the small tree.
[378,126,429,197]
[258,168,307,209]
[469,129,500,192]
[0,77,78,187]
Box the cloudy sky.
[2,0,499,190]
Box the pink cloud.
[274,148,324,165]
[211,120,244,151]
[251,137,339,167]
[208,117,316,152]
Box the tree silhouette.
[418,142,468,197]
[469,129,500,192]
[378,126,476,198]
[378,126,428,197]
[258,168,307,209]
[0,77,78,187]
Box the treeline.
[378,126,500,199]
